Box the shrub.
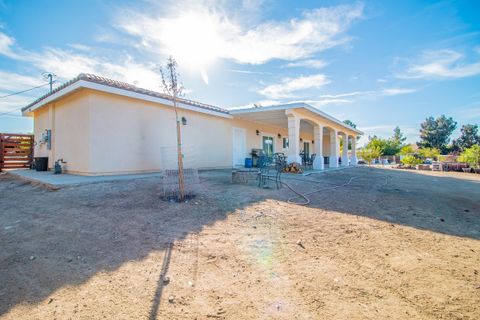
[418,147,440,160]
[459,145,480,168]
[401,155,423,167]
[358,146,382,165]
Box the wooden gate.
[0,133,34,171]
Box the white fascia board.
[23,80,232,119]
[230,102,363,135]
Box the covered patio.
[230,103,363,170]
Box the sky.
[0,0,479,146]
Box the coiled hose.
[282,176,359,205]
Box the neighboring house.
[22,74,362,175]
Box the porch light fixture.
[300,138,303,142]
[181,117,187,125]
[277,133,282,138]
[256,130,260,136]
[312,140,315,144]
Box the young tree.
[160,56,186,201]
[417,115,457,153]
[452,124,480,151]
[418,147,440,161]
[358,146,382,165]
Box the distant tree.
[392,126,407,146]
[418,147,440,161]
[452,124,480,151]
[367,135,399,156]
[343,119,357,129]
[400,144,415,155]
[417,115,457,153]
[358,146,382,165]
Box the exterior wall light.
[277,133,282,138]
[300,138,303,142]
[181,117,187,125]
[256,130,260,135]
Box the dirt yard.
[1,167,479,319]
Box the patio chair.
[257,155,283,189]
[305,153,316,170]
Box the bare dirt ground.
[1,166,479,320]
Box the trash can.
[245,158,253,168]
[34,157,48,171]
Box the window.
[282,137,289,148]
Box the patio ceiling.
[232,109,319,134]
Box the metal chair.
[305,153,316,170]
[258,154,283,189]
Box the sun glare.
[162,12,223,84]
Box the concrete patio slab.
[5,169,163,188]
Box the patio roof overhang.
[230,102,363,136]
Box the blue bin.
[245,158,253,168]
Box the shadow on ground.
[0,166,479,316]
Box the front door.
[303,141,310,159]
[262,136,274,157]
[232,128,246,166]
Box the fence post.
[0,134,4,172]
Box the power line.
[0,81,56,117]
[0,82,51,99]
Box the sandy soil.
[0,167,479,319]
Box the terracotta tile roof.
[22,73,229,114]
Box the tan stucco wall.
[88,90,233,174]
[31,88,348,175]
[33,90,91,172]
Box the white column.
[350,137,358,165]
[329,129,339,168]
[313,124,324,170]
[286,112,301,163]
[341,134,349,167]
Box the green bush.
[459,145,480,168]
[358,146,382,165]
[418,147,440,160]
[401,155,423,166]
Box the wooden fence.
[0,133,34,171]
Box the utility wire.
[0,82,50,99]
[0,82,53,117]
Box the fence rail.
[0,133,34,171]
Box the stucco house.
[22,74,362,175]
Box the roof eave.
[22,79,232,119]
[230,102,363,135]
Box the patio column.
[341,133,349,167]
[313,124,324,170]
[286,111,301,163]
[350,136,358,165]
[329,129,339,168]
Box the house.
[22,74,362,175]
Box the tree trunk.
[173,99,185,201]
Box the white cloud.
[285,59,327,69]
[0,70,45,91]
[0,35,165,91]
[381,87,417,96]
[258,74,330,99]
[0,31,18,59]
[399,49,480,79]
[115,2,363,66]
[319,91,374,99]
